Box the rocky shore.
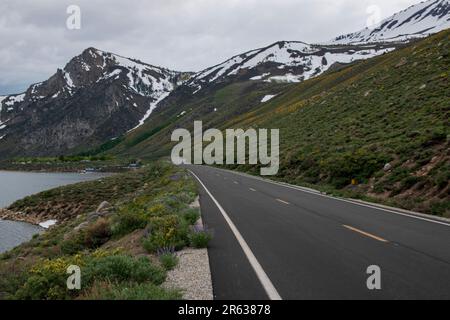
[0,208,42,225]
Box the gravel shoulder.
[163,197,213,300]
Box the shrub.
[81,281,182,300]
[400,176,421,191]
[84,218,112,248]
[142,215,188,253]
[111,209,148,237]
[429,201,450,217]
[159,253,178,271]
[188,228,212,249]
[83,255,166,286]
[182,208,200,225]
[61,232,86,255]
[15,256,83,300]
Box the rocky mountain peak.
[329,0,450,44]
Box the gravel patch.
[163,196,213,300]
[164,247,213,300]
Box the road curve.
[186,165,450,300]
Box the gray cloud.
[0,0,420,95]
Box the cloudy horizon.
[0,0,422,95]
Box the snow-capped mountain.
[0,48,187,158]
[186,41,397,93]
[330,0,450,44]
[186,0,449,93]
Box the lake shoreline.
[0,208,50,226]
[0,170,115,253]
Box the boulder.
[395,57,407,68]
[87,211,100,221]
[383,163,392,172]
[96,201,112,214]
[74,221,89,231]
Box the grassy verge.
[0,161,211,300]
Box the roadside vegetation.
[0,162,211,300]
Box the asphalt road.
[186,165,450,300]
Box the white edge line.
[210,167,450,227]
[189,170,282,300]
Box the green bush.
[111,209,148,237]
[14,256,83,300]
[188,230,212,249]
[159,253,178,271]
[61,232,86,255]
[81,281,182,300]
[325,150,387,188]
[83,255,166,286]
[401,176,422,190]
[182,208,200,225]
[142,215,188,253]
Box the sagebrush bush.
[182,208,200,225]
[159,253,178,271]
[111,209,148,237]
[83,255,166,286]
[188,230,212,249]
[61,232,86,255]
[142,215,188,253]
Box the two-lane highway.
[187,165,450,300]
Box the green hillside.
[226,30,450,216]
[110,30,449,216]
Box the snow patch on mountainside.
[329,0,450,44]
[4,93,25,107]
[129,91,172,131]
[261,95,277,103]
[95,50,178,99]
[188,41,396,91]
[230,42,316,73]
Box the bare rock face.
[0,48,189,158]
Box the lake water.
[0,171,109,253]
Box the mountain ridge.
[0,0,449,159]
[0,48,188,158]
[329,0,450,44]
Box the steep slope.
[0,48,187,158]
[330,0,450,44]
[186,41,397,93]
[226,30,450,216]
[110,30,449,216]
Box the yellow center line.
[276,199,290,205]
[343,225,389,243]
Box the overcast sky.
[0,0,422,95]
